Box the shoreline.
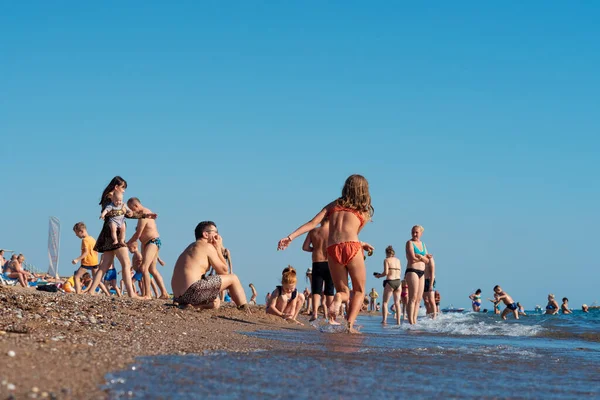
[0,286,309,400]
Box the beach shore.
[0,286,307,400]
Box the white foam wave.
[402,312,545,337]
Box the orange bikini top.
[327,205,366,229]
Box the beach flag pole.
[48,216,61,279]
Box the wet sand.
[0,286,308,399]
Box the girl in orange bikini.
[277,174,374,333]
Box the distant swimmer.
[493,285,519,320]
[561,297,573,314]
[545,294,559,315]
[582,304,589,313]
[488,293,501,315]
[517,302,527,316]
[278,175,374,333]
[266,266,305,325]
[373,245,402,325]
[469,289,482,312]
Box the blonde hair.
[412,225,424,233]
[385,245,395,257]
[336,174,374,218]
[282,266,297,285]
[548,293,555,298]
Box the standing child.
[103,263,122,297]
[278,174,374,333]
[100,191,131,246]
[72,222,109,295]
[493,285,519,320]
[266,266,305,325]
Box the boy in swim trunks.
[493,285,519,320]
[126,197,169,299]
[302,218,334,321]
[171,221,249,311]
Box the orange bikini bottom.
[327,241,362,267]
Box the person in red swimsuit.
[277,174,374,333]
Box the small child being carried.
[266,266,305,325]
[100,191,132,246]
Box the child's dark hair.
[475,289,481,294]
[73,222,86,232]
[282,266,297,285]
[493,285,500,292]
[195,221,217,240]
[562,297,568,302]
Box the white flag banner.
[48,216,60,278]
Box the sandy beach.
[0,286,307,400]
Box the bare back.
[327,206,368,246]
[171,241,212,297]
[309,225,329,262]
[384,257,401,280]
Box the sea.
[104,309,600,399]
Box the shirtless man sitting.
[126,197,169,299]
[171,221,249,311]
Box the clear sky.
[2,1,599,309]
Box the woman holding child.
[278,174,374,333]
[87,176,154,297]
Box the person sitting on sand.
[493,285,519,320]
[277,174,375,333]
[266,266,305,325]
[4,254,30,288]
[374,245,402,325]
[469,289,482,312]
[561,297,572,314]
[249,283,258,305]
[171,221,249,311]
[545,294,559,315]
[517,302,527,316]
[582,304,589,313]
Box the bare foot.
[159,294,170,300]
[112,240,119,245]
[348,326,362,334]
[381,320,387,325]
[119,241,127,246]
[141,295,152,300]
[309,316,317,322]
[328,294,342,322]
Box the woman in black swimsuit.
[374,245,402,325]
[404,225,432,325]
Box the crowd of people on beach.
[1,174,595,333]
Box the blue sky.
[2,1,599,309]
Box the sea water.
[104,310,600,399]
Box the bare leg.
[392,289,402,325]
[150,278,159,298]
[86,253,112,295]
[311,293,322,321]
[119,226,127,246]
[110,223,119,245]
[501,307,510,320]
[405,270,425,325]
[327,258,350,326]
[114,248,137,298]
[346,255,366,333]
[73,267,86,294]
[148,256,169,299]
[381,284,392,324]
[140,242,159,300]
[219,274,248,307]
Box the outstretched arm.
[278,206,329,250]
